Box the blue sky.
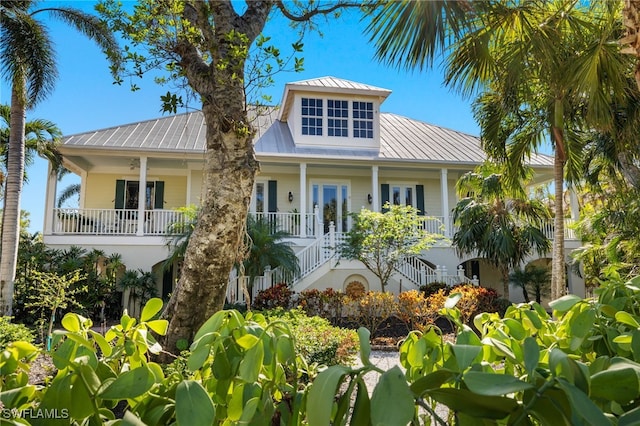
[1,1,480,233]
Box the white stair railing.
[395,257,479,289]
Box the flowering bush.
[253,283,293,310]
[346,291,397,337]
[298,288,346,325]
[396,290,438,332]
[426,284,509,327]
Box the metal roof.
[61,109,553,167]
[285,76,392,96]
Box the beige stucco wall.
[83,173,188,209]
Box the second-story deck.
[50,207,577,241]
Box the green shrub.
[0,317,34,350]
[264,308,358,366]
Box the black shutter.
[154,181,165,209]
[416,185,425,215]
[381,184,389,212]
[115,180,125,209]
[268,180,278,212]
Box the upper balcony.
[49,207,577,242]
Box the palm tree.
[367,0,633,300]
[0,104,63,199]
[0,1,119,314]
[242,215,300,299]
[452,164,551,299]
[509,264,551,304]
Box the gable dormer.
[278,77,391,150]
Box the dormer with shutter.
[277,77,391,150]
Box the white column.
[441,168,450,237]
[79,170,87,208]
[43,162,58,235]
[137,156,147,236]
[299,163,307,237]
[186,169,192,205]
[371,165,379,210]
[569,189,579,220]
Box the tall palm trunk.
[551,141,567,300]
[0,85,26,315]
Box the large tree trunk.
[622,0,640,90]
[162,86,259,355]
[551,149,566,300]
[0,85,27,315]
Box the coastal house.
[42,77,584,303]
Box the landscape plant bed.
[339,315,455,349]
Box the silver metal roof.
[61,109,553,167]
[285,76,392,96]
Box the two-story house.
[42,77,584,303]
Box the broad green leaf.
[276,336,295,364]
[32,375,72,426]
[140,298,163,322]
[187,343,211,372]
[616,311,640,329]
[228,383,245,421]
[619,405,640,426]
[358,327,371,365]
[307,365,350,426]
[428,388,517,419]
[239,342,264,383]
[524,388,571,426]
[99,366,156,399]
[370,366,414,426]
[52,338,75,370]
[523,309,543,330]
[570,309,596,351]
[464,371,534,396]
[88,330,112,357]
[590,367,640,403]
[146,319,168,335]
[0,386,36,409]
[445,293,462,309]
[69,373,94,419]
[122,411,147,425]
[61,313,81,332]
[212,345,232,379]
[523,337,540,377]
[410,369,456,396]
[193,311,226,341]
[236,333,259,350]
[350,380,371,426]
[176,380,215,426]
[556,379,610,426]
[452,344,482,371]
[503,318,526,340]
[482,337,515,360]
[239,397,260,423]
[549,295,581,313]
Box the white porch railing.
[251,210,320,237]
[52,208,188,235]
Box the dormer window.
[353,101,374,139]
[327,100,348,137]
[301,98,323,135]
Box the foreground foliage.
[6,275,640,424]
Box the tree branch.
[275,0,363,22]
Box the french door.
[312,183,349,233]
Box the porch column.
[300,163,307,237]
[79,170,87,207]
[43,162,58,235]
[136,156,147,236]
[441,168,450,237]
[569,189,579,220]
[371,165,379,211]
